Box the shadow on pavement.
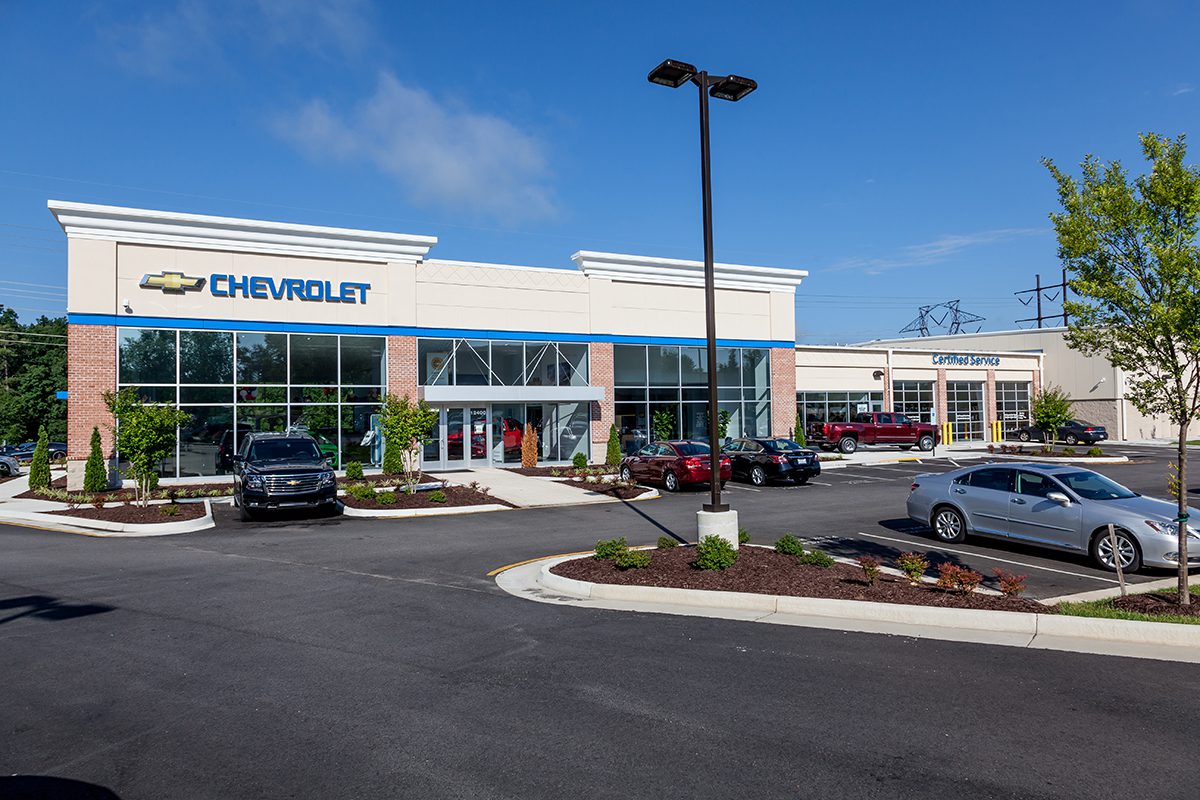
[0,776,121,798]
[0,595,115,626]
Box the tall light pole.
[648,59,756,544]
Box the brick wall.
[590,342,614,460]
[985,368,997,440]
[935,368,948,433]
[386,335,418,401]
[770,347,797,437]
[66,324,117,489]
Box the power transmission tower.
[899,300,985,337]
[1015,268,1070,328]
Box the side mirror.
[1046,491,1070,505]
[231,454,244,463]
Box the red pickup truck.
[808,412,938,454]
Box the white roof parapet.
[48,200,437,263]
[571,250,807,293]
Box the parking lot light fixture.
[647,58,756,546]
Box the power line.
[0,280,67,290]
[0,330,67,338]
[0,337,66,347]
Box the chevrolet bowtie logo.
[140,271,206,293]
[287,480,300,486]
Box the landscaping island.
[48,502,207,524]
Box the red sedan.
[618,440,731,492]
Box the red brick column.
[66,324,117,489]
[883,368,893,410]
[387,335,418,401]
[770,347,797,437]
[936,368,949,435]
[590,342,614,458]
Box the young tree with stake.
[1045,133,1200,604]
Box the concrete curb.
[986,454,1130,464]
[503,553,1200,662]
[340,502,510,519]
[0,499,215,537]
[818,453,985,470]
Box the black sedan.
[1014,420,1108,446]
[722,437,821,486]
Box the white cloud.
[1171,83,1195,96]
[100,0,373,77]
[823,227,1048,274]
[274,72,557,223]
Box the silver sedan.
[906,462,1200,572]
[0,454,19,477]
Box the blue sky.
[1,0,1197,343]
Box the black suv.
[233,432,337,520]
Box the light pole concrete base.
[697,509,739,549]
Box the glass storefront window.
[418,339,453,385]
[119,328,176,384]
[892,381,935,425]
[614,345,647,386]
[680,347,707,386]
[290,334,337,385]
[796,391,885,433]
[236,333,287,384]
[456,340,490,386]
[180,331,232,384]
[556,343,588,386]
[491,341,524,386]
[648,346,680,386]
[340,336,385,386]
[996,381,1031,436]
[179,406,234,477]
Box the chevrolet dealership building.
[52,201,1043,488]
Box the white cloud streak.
[1171,83,1195,96]
[273,72,557,223]
[823,227,1048,275]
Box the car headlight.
[1144,519,1200,538]
[245,474,264,489]
[318,471,335,487]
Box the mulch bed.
[990,448,1106,458]
[340,485,512,510]
[48,503,208,524]
[338,473,442,487]
[18,481,234,502]
[556,480,651,500]
[511,466,617,478]
[552,546,1051,614]
[1110,592,1200,619]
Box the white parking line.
[853,530,1118,583]
[810,481,833,487]
[825,471,895,482]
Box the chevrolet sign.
[139,271,371,304]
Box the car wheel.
[931,506,967,543]
[719,482,726,490]
[1018,430,1031,442]
[663,471,679,492]
[1092,528,1141,572]
[1065,433,1079,446]
[750,465,766,486]
[238,497,256,522]
[620,466,633,482]
[795,475,809,486]
[917,435,934,452]
[51,451,66,464]
[838,436,858,454]
[0,463,9,477]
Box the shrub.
[936,563,983,594]
[738,527,751,545]
[594,536,628,561]
[549,469,561,477]
[572,452,588,470]
[858,556,880,585]
[774,533,805,556]
[606,424,622,466]
[84,426,108,493]
[27,426,51,491]
[693,535,738,571]
[993,568,1028,597]
[159,503,180,517]
[90,494,105,509]
[347,483,375,502]
[614,549,651,570]
[376,491,397,505]
[1087,446,1103,457]
[798,549,835,568]
[345,461,364,480]
[428,489,447,503]
[896,552,929,584]
[1062,446,1076,455]
[656,535,679,549]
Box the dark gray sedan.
[907,462,1200,572]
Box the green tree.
[379,393,438,491]
[83,426,108,492]
[1030,385,1074,444]
[27,425,50,490]
[605,424,622,466]
[1045,132,1200,603]
[0,309,67,444]
[794,411,806,446]
[104,388,191,505]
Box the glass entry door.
[429,406,490,470]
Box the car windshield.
[674,442,710,456]
[1058,471,1137,500]
[764,439,804,451]
[249,439,323,462]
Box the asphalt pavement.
[2,442,1198,799]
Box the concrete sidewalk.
[436,467,619,508]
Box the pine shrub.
[429,489,447,503]
[605,424,622,466]
[738,527,751,545]
[594,536,628,561]
[345,461,364,480]
[693,535,738,571]
[656,535,679,549]
[27,426,51,491]
[774,533,805,556]
[376,490,397,505]
[83,427,108,493]
[571,451,588,470]
[614,549,651,570]
[798,549,835,568]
